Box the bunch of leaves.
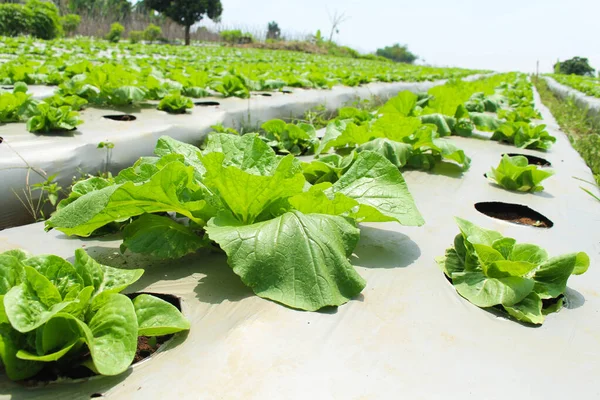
[314,92,471,171]
[464,91,508,113]
[0,248,190,381]
[44,94,88,111]
[212,75,249,98]
[487,155,554,192]
[491,121,556,150]
[157,92,193,114]
[260,119,319,155]
[0,82,37,123]
[437,218,589,325]
[26,102,82,133]
[46,133,424,311]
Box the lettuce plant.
[0,248,190,381]
[314,92,472,172]
[46,133,424,311]
[260,119,319,155]
[437,218,589,325]
[487,154,554,192]
[26,102,82,133]
[0,82,37,122]
[491,121,556,150]
[157,92,193,114]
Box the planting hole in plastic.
[103,114,137,122]
[258,93,272,97]
[475,202,553,228]
[504,153,551,167]
[194,101,220,107]
[282,89,293,94]
[1,86,14,90]
[22,293,183,385]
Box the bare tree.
[327,9,348,43]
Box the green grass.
[534,77,600,186]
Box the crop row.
[549,74,600,98]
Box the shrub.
[129,30,144,44]
[376,43,418,64]
[61,13,81,36]
[106,22,125,43]
[143,23,162,42]
[220,29,253,44]
[554,57,595,76]
[0,4,32,37]
[25,0,63,40]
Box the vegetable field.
[0,37,598,400]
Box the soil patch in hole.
[281,89,293,94]
[258,93,272,97]
[2,86,14,90]
[504,153,551,167]
[21,293,181,386]
[475,202,553,228]
[194,101,220,107]
[103,114,137,122]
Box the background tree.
[142,0,223,45]
[376,43,418,64]
[266,21,280,40]
[554,57,595,76]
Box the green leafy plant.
[491,121,556,150]
[0,82,37,122]
[487,155,554,192]
[157,92,193,114]
[220,29,254,44]
[213,75,249,98]
[437,218,589,325]
[143,23,162,42]
[44,94,87,111]
[129,30,144,44]
[260,119,319,155]
[106,22,125,43]
[26,103,82,133]
[60,13,80,36]
[46,133,424,311]
[0,248,190,381]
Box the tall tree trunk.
[185,25,191,46]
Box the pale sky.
[198,0,600,74]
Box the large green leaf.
[202,153,305,224]
[84,293,138,376]
[133,294,190,336]
[503,292,544,324]
[0,254,24,295]
[47,162,208,236]
[16,313,84,362]
[203,133,278,175]
[4,267,71,333]
[452,271,534,307]
[532,253,585,299]
[0,325,43,380]
[22,255,83,299]
[206,211,365,311]
[121,214,207,259]
[73,249,143,297]
[328,151,424,225]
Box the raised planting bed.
[0,75,490,230]
[543,76,600,124]
[0,80,597,399]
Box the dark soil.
[475,202,553,228]
[103,114,137,122]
